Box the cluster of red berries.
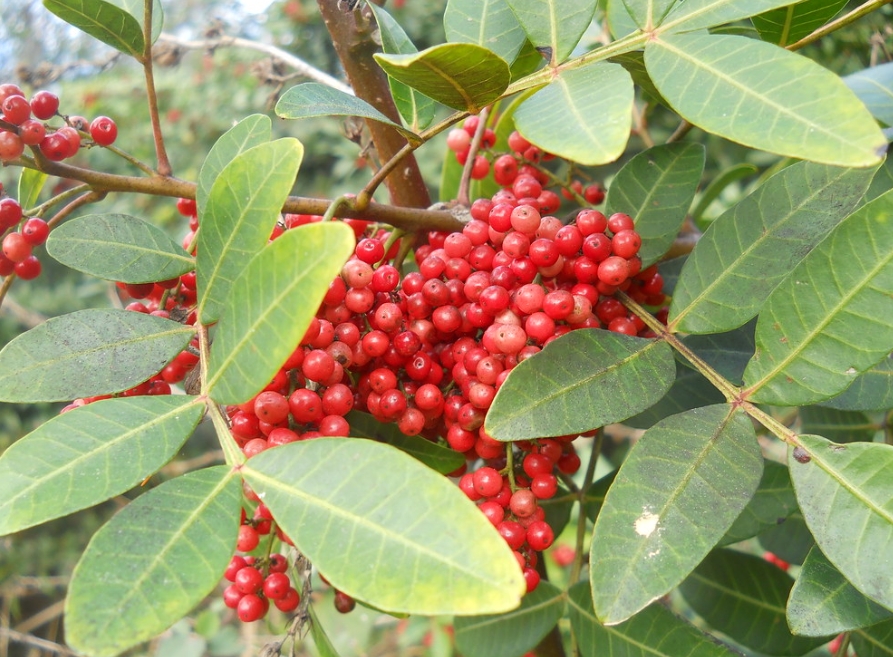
[0,195,46,280]
[223,550,300,622]
[0,83,117,163]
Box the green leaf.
[800,406,876,444]
[18,168,47,211]
[206,222,354,405]
[0,309,194,402]
[444,0,527,64]
[196,138,303,324]
[757,510,815,566]
[789,435,893,612]
[567,581,738,657]
[42,0,144,58]
[645,32,887,167]
[606,0,643,39]
[0,396,203,536]
[374,44,510,113]
[669,161,876,335]
[605,143,705,266]
[486,329,676,441]
[275,83,419,142]
[46,213,195,284]
[504,0,596,63]
[242,438,525,615]
[866,154,893,204]
[620,0,679,30]
[690,162,759,227]
[368,4,435,132]
[853,619,893,657]
[66,467,241,657]
[752,0,847,46]
[623,361,725,430]
[197,114,271,217]
[719,459,797,547]
[742,189,893,405]
[820,357,893,411]
[542,479,574,534]
[788,546,893,637]
[454,581,565,657]
[845,61,893,128]
[308,604,343,657]
[112,0,163,43]
[345,411,465,475]
[591,405,761,624]
[609,51,669,106]
[679,549,827,655]
[660,0,826,35]
[680,320,756,385]
[582,469,618,522]
[513,62,633,166]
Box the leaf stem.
[198,323,245,467]
[142,0,171,175]
[25,183,91,217]
[568,430,601,586]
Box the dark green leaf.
[820,357,893,411]
[620,0,678,30]
[670,161,876,335]
[444,0,527,65]
[582,469,617,522]
[368,4,435,132]
[308,604,342,657]
[345,411,465,475]
[865,154,893,204]
[609,51,669,105]
[623,361,725,430]
[374,43,510,113]
[661,0,831,35]
[800,406,876,444]
[752,0,847,46]
[567,581,738,657]
[645,32,887,167]
[514,62,633,166]
[46,213,195,283]
[679,549,827,655]
[690,162,759,228]
[788,546,893,637]
[591,405,761,624]
[605,143,705,266]
[757,511,814,566]
[276,83,419,142]
[206,222,354,405]
[853,618,893,657]
[454,581,564,657]
[197,114,271,216]
[196,138,303,324]
[680,320,756,384]
[541,480,574,535]
[504,0,596,63]
[486,329,676,441]
[845,61,893,128]
[743,189,893,405]
[18,168,47,211]
[0,309,194,402]
[65,467,241,657]
[242,439,525,615]
[719,459,797,546]
[43,0,144,58]
[0,396,203,536]
[790,435,893,612]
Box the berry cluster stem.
[568,430,601,587]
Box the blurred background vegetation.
[0,0,890,655]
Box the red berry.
[263,572,292,599]
[18,119,46,146]
[526,520,555,551]
[237,524,260,552]
[237,593,266,622]
[21,218,49,246]
[89,115,118,146]
[334,591,356,613]
[275,587,301,612]
[29,90,59,120]
[0,131,24,161]
[0,198,23,230]
[2,232,31,263]
[472,467,504,497]
[234,566,264,594]
[1,95,31,125]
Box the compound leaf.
[486,329,675,441]
[752,0,847,46]
[43,0,143,58]
[845,61,893,128]
[66,467,241,657]
[591,405,761,624]
[820,357,893,411]
[853,619,893,657]
[46,213,195,283]
[669,161,876,335]
[645,32,887,167]
[514,62,633,166]
[0,395,203,536]
[0,309,193,402]
[242,438,525,615]
[718,459,797,546]
[743,189,893,405]
[444,0,527,64]
[799,405,876,444]
[206,222,354,405]
[504,0,596,63]
[661,0,838,35]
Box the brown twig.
[0,627,80,657]
[142,0,171,175]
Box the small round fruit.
[237,594,266,622]
[29,90,60,120]
[89,116,117,146]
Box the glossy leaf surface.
[66,467,241,657]
[605,143,705,266]
[47,213,195,283]
[790,435,893,612]
[719,459,797,546]
[0,309,193,402]
[788,546,893,637]
[444,0,527,64]
[43,0,144,58]
[196,138,303,323]
[0,396,203,536]
[242,439,525,615]
[670,161,875,334]
[751,0,847,46]
[679,549,826,655]
[454,581,564,657]
[591,405,761,624]
[374,43,510,113]
[743,189,893,405]
[514,62,633,166]
[503,0,596,63]
[486,329,675,440]
[207,222,354,404]
[645,32,887,167]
